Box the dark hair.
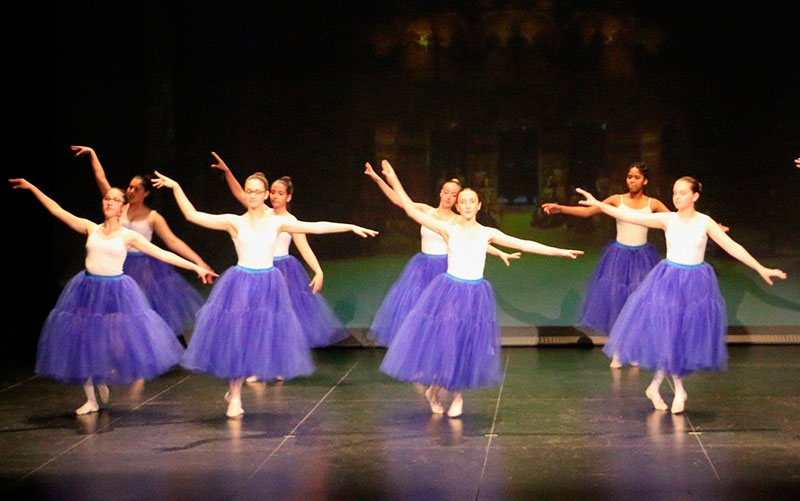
[458,187,479,200]
[273,176,294,195]
[628,162,649,179]
[676,176,702,193]
[130,174,152,194]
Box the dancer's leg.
[645,371,668,411]
[76,380,100,415]
[226,378,245,418]
[424,385,444,414]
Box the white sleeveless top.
[615,195,651,246]
[233,215,279,269]
[271,213,296,257]
[665,212,709,265]
[420,210,453,255]
[120,211,153,254]
[85,225,128,276]
[445,224,488,281]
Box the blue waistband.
[420,252,447,259]
[665,259,704,269]
[273,255,291,261]
[614,241,649,250]
[85,272,124,280]
[235,265,276,273]
[445,273,483,284]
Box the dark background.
[6,1,800,368]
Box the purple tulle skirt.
[380,273,503,391]
[367,252,447,347]
[579,241,659,334]
[603,259,728,376]
[124,253,204,338]
[274,254,350,348]
[181,265,315,381]
[35,271,185,385]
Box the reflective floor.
[2,345,799,500]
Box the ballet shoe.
[609,359,622,369]
[245,376,259,384]
[424,387,444,414]
[274,375,284,382]
[447,399,463,418]
[97,384,110,404]
[645,387,668,411]
[226,398,244,418]
[76,402,100,415]
[671,391,687,414]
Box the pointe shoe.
[245,376,259,383]
[609,359,622,369]
[645,387,668,411]
[447,399,463,418]
[76,402,100,415]
[671,391,687,414]
[97,384,110,404]
[226,398,244,418]
[424,387,444,414]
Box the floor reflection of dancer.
[153,168,377,418]
[577,177,786,414]
[72,145,213,347]
[211,152,349,352]
[377,160,583,418]
[363,161,519,349]
[9,178,216,415]
[542,163,669,368]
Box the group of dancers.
[8,149,787,419]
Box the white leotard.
[420,210,454,255]
[120,212,153,255]
[615,195,651,247]
[85,225,128,276]
[233,214,279,269]
[665,212,709,265]
[271,213,296,257]
[445,224,488,281]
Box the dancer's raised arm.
[71,145,112,196]
[210,151,248,207]
[152,171,235,232]
[9,178,93,234]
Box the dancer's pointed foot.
[76,402,99,415]
[226,398,244,418]
[245,376,259,384]
[97,384,110,404]
[671,390,687,414]
[424,387,444,414]
[609,354,622,369]
[447,395,463,418]
[646,387,668,411]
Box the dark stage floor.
[2,344,799,500]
